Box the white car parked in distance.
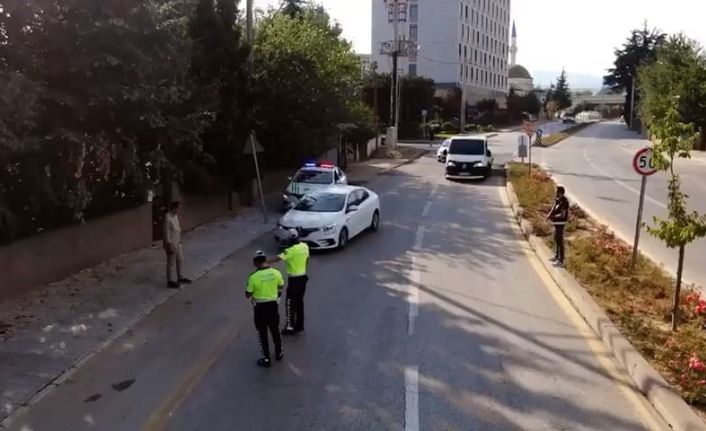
[437,139,451,162]
[275,185,381,250]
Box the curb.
[348,150,430,185]
[504,174,706,431]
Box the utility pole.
[629,75,636,131]
[390,0,400,128]
[245,0,267,223]
[460,85,467,132]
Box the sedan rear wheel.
[338,227,349,249]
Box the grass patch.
[508,162,706,413]
[539,123,590,147]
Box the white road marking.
[404,366,420,431]
[413,226,425,251]
[582,148,667,210]
[421,201,431,217]
[408,256,420,336]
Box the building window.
[409,4,418,22]
[409,24,418,41]
[409,64,417,77]
[465,5,469,20]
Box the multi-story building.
[371,0,512,104]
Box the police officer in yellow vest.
[246,251,285,367]
[269,229,310,335]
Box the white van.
[444,135,494,180]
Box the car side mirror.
[347,205,359,213]
[486,149,492,157]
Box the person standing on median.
[246,251,284,368]
[547,186,569,268]
[163,201,191,288]
[268,229,310,335]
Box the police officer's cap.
[253,250,266,259]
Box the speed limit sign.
[632,148,658,176]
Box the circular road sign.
[633,147,658,176]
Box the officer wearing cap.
[269,228,310,335]
[246,250,285,367]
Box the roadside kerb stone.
[505,173,706,431]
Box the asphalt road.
[4,153,666,431]
[534,121,706,289]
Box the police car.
[436,139,451,162]
[282,162,348,211]
[275,185,380,250]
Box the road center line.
[413,226,425,251]
[421,201,431,217]
[404,366,420,431]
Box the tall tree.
[552,70,572,110]
[604,23,665,129]
[188,0,251,188]
[0,0,202,240]
[253,6,373,165]
[639,34,706,150]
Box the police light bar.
[302,160,336,169]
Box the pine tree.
[552,70,572,110]
[282,0,307,17]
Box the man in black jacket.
[547,186,569,267]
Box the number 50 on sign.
[633,147,658,176]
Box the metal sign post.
[517,135,527,164]
[522,121,535,176]
[630,147,658,268]
[244,131,267,223]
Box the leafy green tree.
[646,99,706,331]
[0,0,202,240]
[639,34,706,150]
[526,92,542,116]
[604,23,665,128]
[188,0,251,189]
[552,70,572,110]
[253,6,373,165]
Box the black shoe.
[275,352,284,361]
[281,327,297,336]
[553,261,565,268]
[167,281,180,289]
[257,358,271,368]
[178,278,192,284]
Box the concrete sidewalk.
[0,154,425,424]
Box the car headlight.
[321,224,337,233]
[447,161,457,167]
[282,194,290,201]
[476,161,487,167]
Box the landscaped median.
[538,123,591,147]
[506,162,706,430]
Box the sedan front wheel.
[338,227,349,249]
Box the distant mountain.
[531,70,604,91]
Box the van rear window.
[449,139,485,155]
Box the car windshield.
[449,139,485,155]
[292,169,333,185]
[294,193,346,212]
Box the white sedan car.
[437,139,451,162]
[275,185,380,249]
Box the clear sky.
[253,0,706,82]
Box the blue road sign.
[536,129,543,138]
